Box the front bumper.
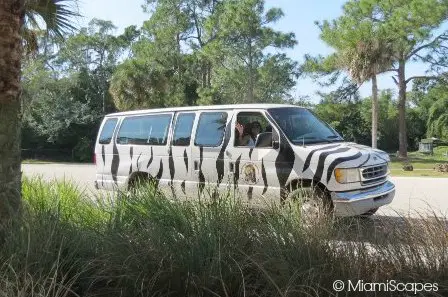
[331,181,395,217]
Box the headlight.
[334,168,360,183]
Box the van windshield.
[268,107,344,145]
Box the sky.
[76,0,437,103]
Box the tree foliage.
[23,0,80,54]
[345,0,448,157]
[314,89,428,151]
[22,20,134,160]
[202,0,297,103]
[314,92,371,144]
[20,0,448,162]
[109,0,299,110]
[411,80,448,140]
[427,97,448,139]
[305,0,448,156]
[24,0,80,37]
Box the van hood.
[296,142,390,170]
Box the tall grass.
[0,178,446,296]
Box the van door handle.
[194,160,199,171]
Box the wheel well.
[286,179,328,191]
[127,171,152,190]
[286,179,313,191]
[285,179,331,200]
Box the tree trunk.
[0,0,24,222]
[202,61,207,88]
[247,39,254,103]
[207,61,211,87]
[397,59,408,158]
[371,74,378,149]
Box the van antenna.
[302,136,306,148]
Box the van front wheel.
[282,185,333,221]
[360,207,378,216]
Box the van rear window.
[117,114,172,145]
[98,118,118,144]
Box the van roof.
[106,103,305,117]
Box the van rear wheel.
[128,173,155,191]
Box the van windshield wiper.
[325,135,344,142]
[294,136,333,145]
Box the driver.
[236,121,262,147]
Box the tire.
[282,183,333,221]
[128,173,153,191]
[360,208,378,217]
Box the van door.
[226,110,281,205]
[191,111,233,197]
[170,112,197,198]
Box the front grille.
[361,164,388,185]
[362,176,387,185]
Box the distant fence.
[21,148,75,162]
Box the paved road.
[23,163,97,192]
[22,163,448,217]
[379,176,448,217]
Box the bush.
[434,163,448,172]
[402,163,414,171]
[73,137,95,163]
[0,178,446,296]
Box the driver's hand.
[236,123,244,136]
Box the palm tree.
[0,0,23,222]
[0,0,78,222]
[23,0,79,53]
[338,38,394,149]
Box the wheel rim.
[287,188,325,220]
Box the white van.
[94,104,395,217]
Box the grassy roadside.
[390,169,448,177]
[21,159,57,164]
[22,159,94,164]
[0,178,446,297]
[389,146,448,177]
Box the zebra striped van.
[94,104,395,217]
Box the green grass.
[0,178,447,296]
[21,159,57,164]
[390,168,448,177]
[389,146,448,177]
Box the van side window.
[99,118,118,144]
[117,114,172,145]
[195,112,228,147]
[234,112,270,147]
[173,113,196,146]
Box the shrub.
[0,179,446,296]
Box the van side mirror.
[272,140,280,149]
[255,132,273,148]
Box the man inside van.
[235,121,262,147]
